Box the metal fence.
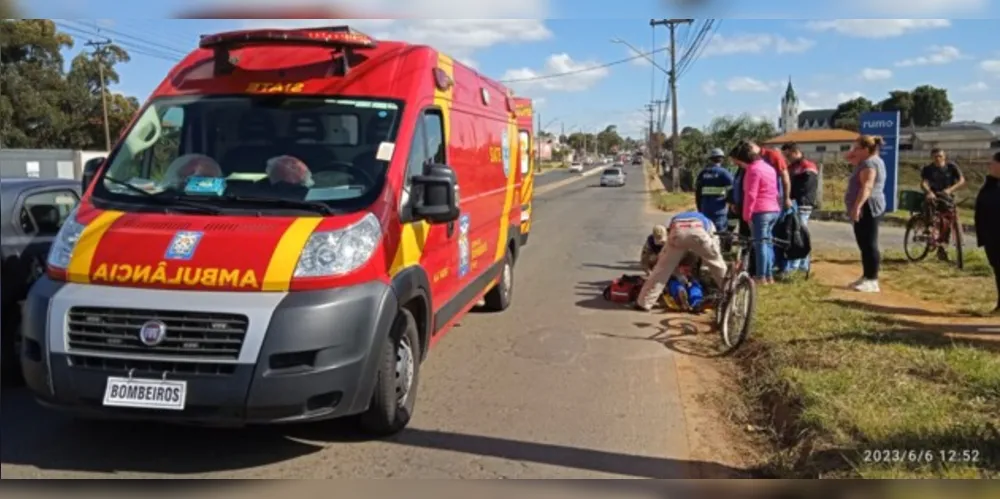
[808,148,999,164]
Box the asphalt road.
[1,165,737,478]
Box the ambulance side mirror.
[412,163,459,223]
[82,157,105,192]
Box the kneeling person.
[635,211,728,311]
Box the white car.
[600,167,626,187]
[568,163,583,173]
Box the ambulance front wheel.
[482,251,514,312]
[358,308,422,436]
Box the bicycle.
[901,190,964,270]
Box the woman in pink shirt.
[730,141,781,283]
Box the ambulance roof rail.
[199,26,378,76]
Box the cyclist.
[920,148,966,260]
[695,147,735,232]
[634,211,728,312]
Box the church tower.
[779,77,799,135]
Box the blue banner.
[859,111,900,212]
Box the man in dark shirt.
[695,148,735,232]
[920,148,965,259]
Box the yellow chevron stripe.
[66,210,126,283]
[262,218,323,291]
[495,117,518,261]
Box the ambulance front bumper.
[20,277,397,425]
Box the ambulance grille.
[66,307,249,361]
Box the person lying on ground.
[634,212,727,312]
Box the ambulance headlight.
[46,207,85,270]
[294,212,382,278]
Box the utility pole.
[644,103,655,158]
[650,18,692,191]
[86,38,113,151]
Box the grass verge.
[740,273,1000,478]
[645,162,696,213]
[880,248,996,314]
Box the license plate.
[103,377,187,410]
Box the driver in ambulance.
[265,155,315,187]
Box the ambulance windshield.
[93,95,402,213]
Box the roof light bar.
[200,26,377,50]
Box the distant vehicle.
[1,177,81,382]
[568,162,584,173]
[600,167,626,187]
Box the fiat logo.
[138,320,168,347]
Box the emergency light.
[199,26,378,75]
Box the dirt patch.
[809,258,999,348]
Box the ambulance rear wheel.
[358,308,421,436]
[483,251,514,312]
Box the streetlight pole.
[650,18,693,191]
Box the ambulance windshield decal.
[94,96,402,214]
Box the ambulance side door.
[405,107,461,306]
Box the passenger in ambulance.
[162,153,223,190]
[264,155,314,199]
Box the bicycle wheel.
[953,214,964,270]
[903,215,932,262]
[719,272,756,350]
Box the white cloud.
[533,97,546,107]
[502,53,609,92]
[228,0,549,18]
[801,91,866,110]
[701,33,815,57]
[241,18,552,64]
[953,100,1000,122]
[775,37,816,54]
[701,79,717,96]
[725,77,779,92]
[860,68,893,81]
[895,45,965,67]
[961,81,989,92]
[981,60,1000,73]
[805,19,951,38]
[845,0,987,15]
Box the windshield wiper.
[102,177,221,214]
[220,195,334,215]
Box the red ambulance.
[21,26,522,435]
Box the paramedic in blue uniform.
[695,147,734,232]
[634,211,728,312]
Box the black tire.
[482,251,514,312]
[358,309,421,436]
[719,273,756,350]
[904,216,932,262]
[953,217,964,270]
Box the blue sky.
[33,3,1000,138]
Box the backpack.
[602,274,645,303]
[773,205,812,261]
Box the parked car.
[600,167,626,187]
[568,162,584,173]
[1,178,81,383]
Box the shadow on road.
[580,261,642,272]
[2,387,753,478]
[291,427,754,478]
[597,317,729,359]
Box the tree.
[876,90,914,126]
[0,19,140,150]
[595,125,623,155]
[910,85,952,127]
[671,114,776,172]
[993,116,1000,125]
[831,97,874,131]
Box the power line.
[651,18,693,192]
[499,46,671,83]
[677,20,720,79]
[64,20,189,58]
[54,22,184,63]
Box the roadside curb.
[811,210,976,234]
